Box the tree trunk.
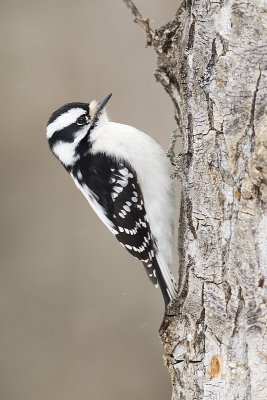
[124,0,267,399]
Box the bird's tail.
[156,252,177,306]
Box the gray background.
[0,1,179,399]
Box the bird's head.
[46,93,112,167]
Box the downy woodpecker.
[46,94,177,306]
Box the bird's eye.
[76,115,89,126]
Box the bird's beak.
[97,93,112,112]
[90,93,112,120]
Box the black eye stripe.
[48,123,80,148]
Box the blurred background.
[0,1,180,399]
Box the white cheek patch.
[53,141,79,166]
[47,108,86,138]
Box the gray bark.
[124,0,267,399]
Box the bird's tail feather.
[156,252,177,305]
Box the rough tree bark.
[124,1,267,399]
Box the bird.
[46,93,177,306]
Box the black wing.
[72,153,159,287]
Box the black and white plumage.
[46,94,177,305]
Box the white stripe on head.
[46,108,86,138]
